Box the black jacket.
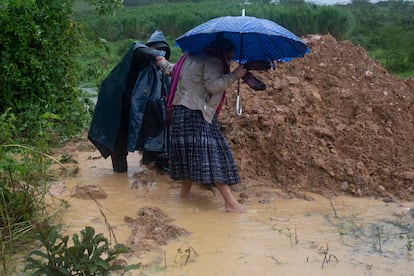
[88,42,169,158]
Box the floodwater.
[55,151,414,276]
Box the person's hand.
[155,55,166,67]
[233,65,247,78]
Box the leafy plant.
[0,0,90,145]
[0,108,16,144]
[25,225,138,275]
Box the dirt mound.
[124,207,189,252]
[221,34,414,200]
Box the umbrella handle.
[236,94,242,116]
[236,29,244,117]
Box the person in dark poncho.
[139,31,171,171]
[88,31,171,173]
[157,37,247,213]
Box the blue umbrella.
[175,15,310,63]
[175,15,310,115]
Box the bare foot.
[225,201,246,213]
[215,184,246,213]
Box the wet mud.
[52,151,414,276]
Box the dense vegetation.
[75,0,414,84]
[346,0,414,75]
[0,0,92,147]
[0,0,116,273]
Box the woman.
[157,37,246,213]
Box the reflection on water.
[79,86,98,104]
[57,151,414,276]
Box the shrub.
[0,0,89,144]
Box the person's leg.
[180,179,192,198]
[141,151,158,165]
[111,91,130,173]
[215,184,245,213]
[111,126,128,173]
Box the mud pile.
[221,35,414,200]
[124,207,189,252]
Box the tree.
[0,0,85,142]
[85,0,123,15]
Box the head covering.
[146,30,171,60]
[208,33,235,54]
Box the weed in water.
[330,199,338,218]
[164,250,167,269]
[265,255,284,265]
[324,210,364,243]
[295,224,298,245]
[320,243,339,269]
[89,190,118,245]
[286,228,293,247]
[405,234,412,252]
[271,226,299,247]
[175,243,198,268]
[374,225,383,253]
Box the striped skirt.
[169,105,240,185]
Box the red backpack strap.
[166,53,190,109]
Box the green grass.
[369,49,414,79]
[395,70,414,79]
[76,36,183,87]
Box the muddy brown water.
[53,151,414,276]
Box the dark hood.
[146,30,169,49]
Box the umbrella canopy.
[175,15,310,63]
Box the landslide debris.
[221,34,414,200]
